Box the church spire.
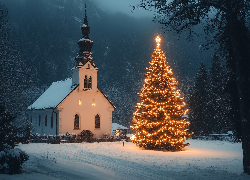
[82,3,89,39]
[84,4,88,26]
[75,4,95,67]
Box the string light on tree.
[130,36,192,151]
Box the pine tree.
[0,2,36,115]
[131,36,192,151]
[208,54,231,134]
[189,63,211,136]
[0,104,17,151]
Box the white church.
[27,7,115,138]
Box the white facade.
[27,7,115,138]
[27,55,115,138]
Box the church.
[27,6,115,138]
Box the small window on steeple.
[88,76,92,89]
[84,75,88,88]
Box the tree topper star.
[156,36,161,47]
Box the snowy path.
[1,139,249,180]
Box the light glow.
[155,36,161,48]
[130,36,192,151]
[130,134,136,141]
[92,99,96,106]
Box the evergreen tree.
[0,103,29,174]
[137,0,250,173]
[131,36,192,151]
[0,2,35,115]
[208,54,231,133]
[0,104,17,151]
[189,63,211,136]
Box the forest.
[1,0,250,176]
[0,0,213,126]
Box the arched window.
[45,115,47,126]
[95,114,100,128]
[84,75,88,88]
[74,114,79,129]
[51,114,53,128]
[88,76,92,89]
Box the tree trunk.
[227,13,250,174]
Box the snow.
[112,123,128,134]
[78,38,93,43]
[27,78,76,110]
[0,139,249,180]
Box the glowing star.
[156,36,161,47]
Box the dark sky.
[92,0,154,18]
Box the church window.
[88,76,92,89]
[45,115,47,126]
[95,114,100,128]
[74,114,79,129]
[92,99,96,106]
[84,75,88,88]
[79,99,82,106]
[51,114,53,128]
[39,115,41,126]
[30,117,32,123]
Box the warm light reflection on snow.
[15,139,244,179]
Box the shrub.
[0,145,29,174]
[77,130,94,142]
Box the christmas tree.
[131,36,192,151]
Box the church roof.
[28,78,115,110]
[98,88,116,109]
[28,78,77,110]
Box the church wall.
[78,64,98,91]
[27,109,58,135]
[57,88,114,138]
[72,68,79,86]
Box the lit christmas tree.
[131,36,192,151]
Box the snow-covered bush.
[0,145,29,174]
[77,130,94,142]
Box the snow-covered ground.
[1,139,249,180]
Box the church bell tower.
[72,4,98,91]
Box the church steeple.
[82,4,89,39]
[75,4,95,67]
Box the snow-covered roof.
[28,78,77,110]
[78,38,93,43]
[112,123,128,134]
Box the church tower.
[72,4,98,91]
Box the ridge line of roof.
[56,84,79,108]
[97,87,116,109]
